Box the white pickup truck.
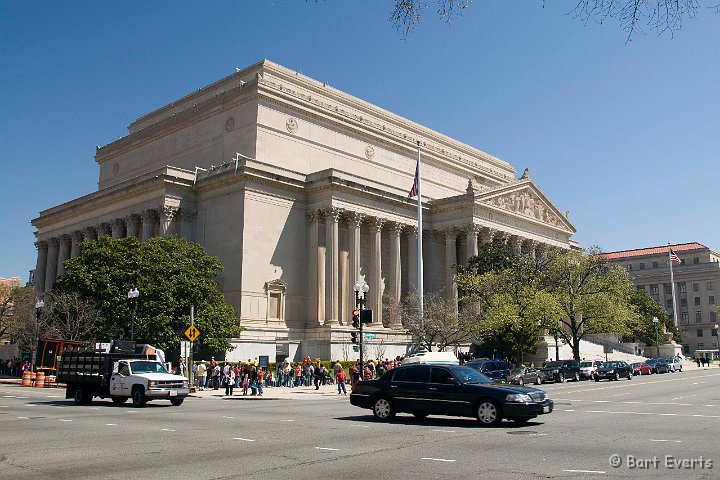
[57,346,189,407]
[111,359,189,407]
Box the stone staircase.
[536,335,648,364]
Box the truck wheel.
[132,387,147,408]
[112,397,128,405]
[170,398,184,406]
[74,387,91,405]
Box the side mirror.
[446,377,459,385]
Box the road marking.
[350,424,369,428]
[556,372,720,394]
[222,415,236,419]
[160,428,176,432]
[0,405,8,408]
[560,409,720,419]
[284,419,295,422]
[17,416,29,419]
[422,458,456,462]
[692,382,705,385]
[554,399,716,408]
[650,439,682,443]
[315,447,339,451]
[612,393,631,397]
[59,419,72,422]
[529,433,548,436]
[105,423,117,426]
[671,395,696,400]
[26,403,38,406]
[3,395,17,398]
[45,395,62,398]
[431,429,456,433]
[234,438,255,442]
[562,469,605,474]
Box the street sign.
[352,346,359,352]
[184,325,201,342]
[364,333,376,340]
[180,341,191,357]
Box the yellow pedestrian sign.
[184,325,201,342]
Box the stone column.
[178,210,197,241]
[160,206,179,236]
[445,228,458,300]
[44,238,60,292]
[509,235,522,255]
[111,218,125,238]
[389,223,403,328]
[480,227,496,245]
[83,226,97,242]
[524,240,538,258]
[56,235,71,277]
[141,209,156,241]
[369,217,385,325]
[70,231,82,258]
[306,211,321,327]
[126,214,140,239]
[97,222,111,238]
[535,243,548,260]
[465,224,480,265]
[407,226,419,292]
[34,241,48,294]
[347,212,363,320]
[324,208,341,326]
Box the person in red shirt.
[335,368,347,395]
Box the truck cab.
[111,359,189,407]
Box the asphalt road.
[1,369,719,480]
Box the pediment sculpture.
[488,189,562,226]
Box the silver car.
[579,360,603,380]
[665,357,683,372]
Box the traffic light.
[360,309,373,324]
[352,309,360,328]
[351,331,358,344]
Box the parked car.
[509,366,542,386]
[630,362,653,376]
[645,358,670,374]
[539,360,581,383]
[665,357,683,373]
[349,364,553,426]
[594,361,633,381]
[465,359,512,383]
[579,360,603,380]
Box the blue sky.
[2,1,719,280]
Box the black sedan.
[645,358,670,374]
[594,361,633,381]
[350,364,553,426]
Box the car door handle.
[390,385,398,388]
[429,387,437,391]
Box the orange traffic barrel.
[35,372,45,388]
[21,371,32,387]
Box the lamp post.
[652,317,660,358]
[31,299,44,370]
[353,281,369,378]
[127,288,139,341]
[714,324,719,366]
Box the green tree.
[0,284,33,340]
[625,289,679,346]
[55,236,239,353]
[545,248,639,361]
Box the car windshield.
[129,361,168,374]
[579,362,593,368]
[631,363,642,367]
[544,361,562,368]
[510,367,526,374]
[645,359,658,365]
[449,366,493,384]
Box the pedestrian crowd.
[0,358,29,377]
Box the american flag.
[408,160,419,198]
[669,248,682,264]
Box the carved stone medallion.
[112,163,119,176]
[286,117,298,134]
[365,145,375,160]
[224,116,235,133]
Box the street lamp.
[353,282,369,378]
[32,299,44,370]
[127,288,139,341]
[714,324,719,366]
[652,317,660,358]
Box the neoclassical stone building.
[32,60,576,361]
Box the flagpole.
[416,140,424,334]
[668,244,679,328]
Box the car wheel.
[614,372,620,381]
[627,372,632,380]
[573,372,580,382]
[558,373,565,383]
[132,387,147,408]
[518,378,524,386]
[372,396,395,421]
[535,377,542,385]
[111,396,128,405]
[476,400,502,427]
[170,398,184,406]
[412,412,429,419]
[594,377,600,382]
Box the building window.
[693,257,699,264]
[680,298,687,308]
[679,282,686,293]
[698,343,704,350]
[681,312,689,324]
[696,311,703,323]
[639,263,645,270]
[651,284,659,295]
[695,297,701,306]
[697,329,704,337]
[264,279,288,321]
[683,344,690,355]
[712,311,717,322]
[708,282,714,291]
[637,286,645,292]
[681,259,686,265]
[664,283,671,292]
[627,264,633,271]
[693,282,699,292]
[652,261,658,269]
[710,296,715,305]
[666,299,673,308]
